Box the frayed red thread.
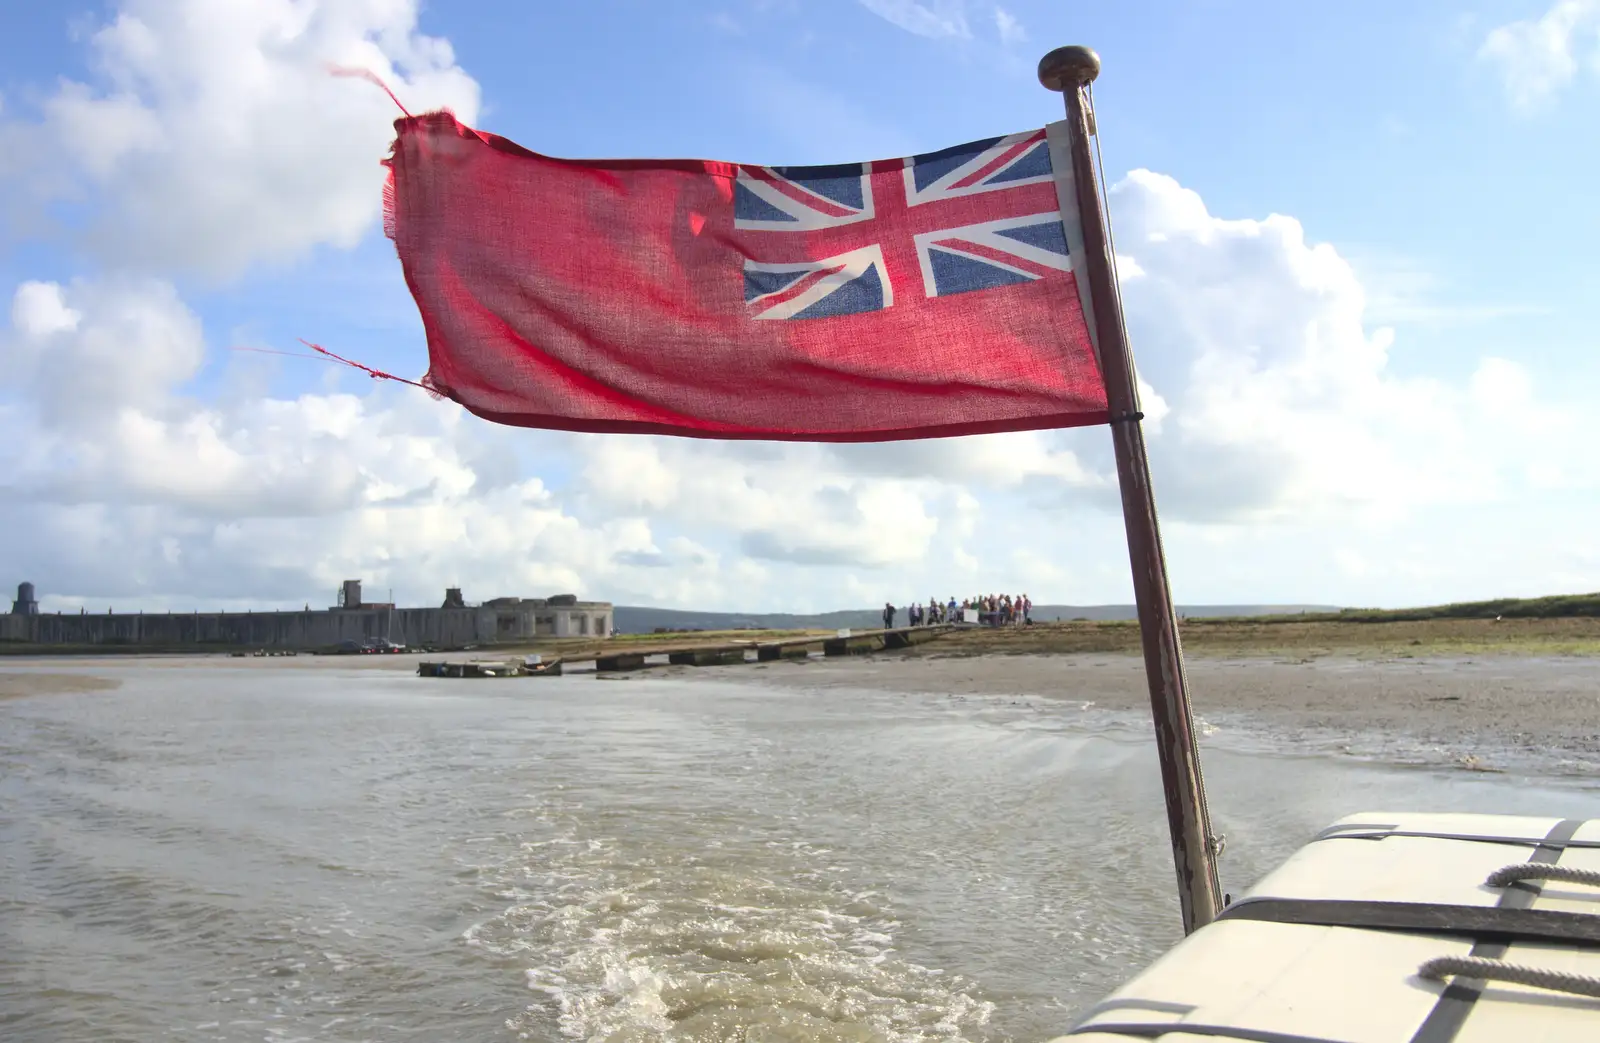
[328,65,407,244]
[300,339,434,394]
[328,65,412,117]
[229,345,330,361]
[381,162,398,242]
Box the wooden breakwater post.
[823,624,951,656]
[595,652,648,672]
[667,647,748,667]
[823,633,887,657]
[756,642,813,661]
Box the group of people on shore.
[968,592,1033,627]
[882,593,1033,629]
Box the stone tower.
[12,581,39,615]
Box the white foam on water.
[464,797,998,1042]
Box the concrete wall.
[0,605,611,649]
[554,610,610,637]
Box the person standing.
[884,602,895,629]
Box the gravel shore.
[735,652,1600,771]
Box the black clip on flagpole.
[1038,45,1223,935]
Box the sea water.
[1,663,1594,1042]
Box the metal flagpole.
[1038,45,1224,934]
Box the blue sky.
[2,0,1598,612]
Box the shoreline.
[716,652,1600,776]
[5,614,1600,661]
[5,648,1596,776]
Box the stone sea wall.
[0,605,604,650]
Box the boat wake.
[462,796,997,1042]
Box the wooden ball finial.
[1038,46,1101,91]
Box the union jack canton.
[735,130,1072,321]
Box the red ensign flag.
[387,112,1107,441]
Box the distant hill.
[1316,591,1600,622]
[611,603,1339,634]
[613,606,883,634]
[1031,604,1338,622]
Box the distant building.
[480,593,612,638]
[11,581,39,616]
[332,581,610,636]
[1,579,611,649]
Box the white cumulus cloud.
[0,277,718,609]
[5,0,480,278]
[1480,0,1600,108]
[858,0,972,39]
[1064,169,1591,523]
[994,7,1026,45]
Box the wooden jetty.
[413,625,956,678]
[589,623,954,673]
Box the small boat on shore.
[1057,812,1600,1042]
[416,656,563,679]
[526,657,562,676]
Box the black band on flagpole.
[1108,411,1144,425]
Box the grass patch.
[913,616,1600,659]
[1233,592,1600,624]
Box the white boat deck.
[1056,813,1600,1043]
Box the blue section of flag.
[770,164,865,209]
[735,182,797,224]
[987,142,1051,184]
[790,265,884,319]
[744,267,807,302]
[910,137,999,192]
[927,249,1032,296]
[995,219,1068,254]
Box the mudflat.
[739,651,1600,771]
[0,672,122,700]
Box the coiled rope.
[1487,863,1600,889]
[1415,861,1600,999]
[1419,956,1600,999]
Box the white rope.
[1419,955,1600,999]
[1487,863,1600,889]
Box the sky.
[1,0,1597,614]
